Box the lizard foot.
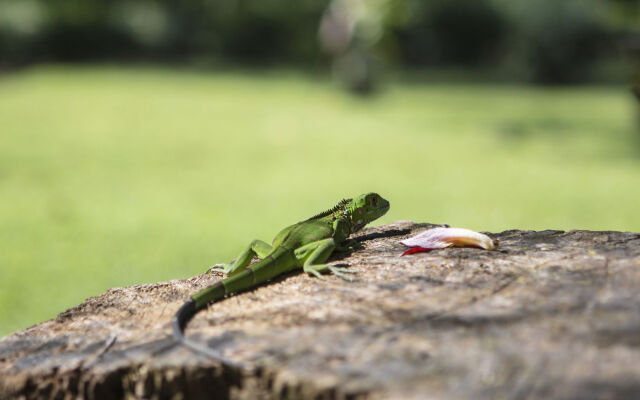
[336,239,363,252]
[327,265,356,281]
[304,264,356,281]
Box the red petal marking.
[401,247,432,256]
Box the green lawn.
[1,65,639,336]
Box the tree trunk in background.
[634,66,640,135]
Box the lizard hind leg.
[207,239,273,275]
[250,239,274,258]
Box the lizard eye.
[371,196,378,206]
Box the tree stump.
[1,221,640,399]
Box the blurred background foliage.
[0,0,638,84]
[1,0,639,336]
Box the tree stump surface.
[1,221,640,400]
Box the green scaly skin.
[172,193,390,363]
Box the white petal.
[399,227,498,250]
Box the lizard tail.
[172,298,197,341]
[172,285,239,364]
[172,260,281,364]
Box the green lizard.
[172,193,390,362]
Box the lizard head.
[347,193,390,233]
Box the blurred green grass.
[1,65,639,336]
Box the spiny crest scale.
[305,198,352,221]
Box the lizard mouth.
[375,200,390,216]
[363,202,390,223]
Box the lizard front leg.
[330,218,361,252]
[295,238,354,281]
[208,239,273,276]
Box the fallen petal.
[399,227,498,256]
[401,247,432,256]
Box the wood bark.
[1,221,640,399]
